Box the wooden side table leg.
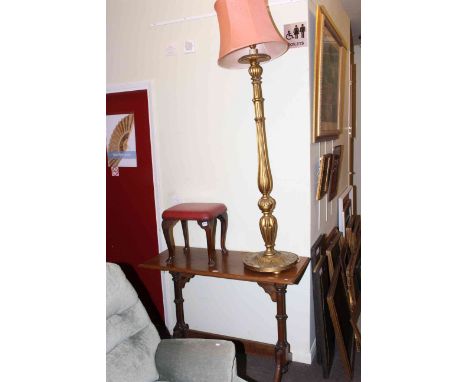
[218,212,228,255]
[162,219,178,264]
[170,272,194,338]
[257,283,291,382]
[181,220,190,254]
[274,284,290,382]
[198,219,217,267]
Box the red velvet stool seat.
[162,203,228,266]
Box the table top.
[139,247,310,285]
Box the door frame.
[106,81,175,330]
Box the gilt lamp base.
[243,251,299,273]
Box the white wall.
[107,0,351,364]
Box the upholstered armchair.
[106,262,245,382]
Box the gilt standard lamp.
[214,0,298,273]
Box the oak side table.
[139,247,310,382]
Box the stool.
[162,203,228,266]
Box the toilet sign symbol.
[283,22,308,49]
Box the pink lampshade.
[214,0,289,69]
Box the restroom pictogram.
[283,22,308,49]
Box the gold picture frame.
[312,5,347,142]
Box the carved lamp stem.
[248,56,278,257]
[238,47,299,273]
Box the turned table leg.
[258,283,291,382]
[170,272,194,338]
[274,285,290,381]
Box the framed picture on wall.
[338,185,354,234]
[312,5,347,142]
[316,154,333,200]
[327,145,343,201]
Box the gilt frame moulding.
[312,5,348,143]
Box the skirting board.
[186,329,314,365]
[186,329,275,357]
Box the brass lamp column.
[214,0,298,273]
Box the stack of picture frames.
[316,145,343,202]
[311,215,361,379]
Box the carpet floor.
[235,350,361,382]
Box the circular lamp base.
[243,251,299,273]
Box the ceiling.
[341,0,361,45]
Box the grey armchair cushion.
[155,339,241,382]
[107,323,160,382]
[106,299,152,352]
[106,263,161,382]
[106,263,246,382]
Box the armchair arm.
[155,339,243,382]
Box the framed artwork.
[345,215,356,247]
[316,154,332,200]
[312,5,347,142]
[350,297,361,352]
[326,226,340,245]
[346,214,361,255]
[338,185,354,235]
[312,254,335,378]
[346,235,361,313]
[327,145,343,201]
[325,230,341,280]
[327,260,356,380]
[106,113,137,168]
[311,234,325,266]
[310,235,325,367]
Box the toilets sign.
[283,22,308,49]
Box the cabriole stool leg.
[218,212,228,255]
[198,219,217,267]
[162,219,178,264]
[181,220,190,254]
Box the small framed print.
[316,154,332,200]
[106,113,137,168]
[327,145,343,201]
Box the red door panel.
[106,90,165,329]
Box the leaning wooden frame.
[325,229,341,280]
[346,214,361,257]
[346,235,361,313]
[350,295,361,352]
[327,258,356,380]
[345,221,361,352]
[312,250,336,378]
